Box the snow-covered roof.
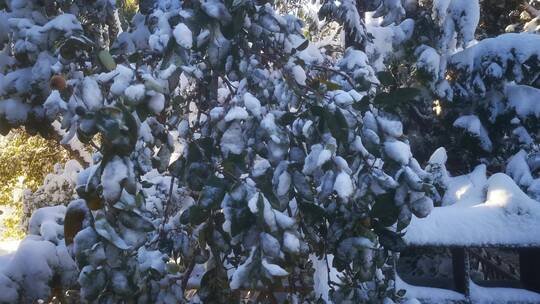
[404,169,540,247]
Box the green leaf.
[395,87,421,101]
[98,50,117,71]
[296,39,309,51]
[278,112,296,126]
[187,142,203,163]
[168,157,185,177]
[187,205,210,226]
[230,208,254,236]
[321,79,341,91]
[376,71,395,86]
[118,211,154,232]
[370,191,399,227]
[325,108,348,144]
[376,228,406,252]
[298,201,326,223]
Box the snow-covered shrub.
[21,160,82,230]
[0,205,78,303]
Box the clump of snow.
[384,140,412,165]
[173,23,192,49]
[101,156,128,203]
[230,247,255,290]
[82,77,103,111]
[0,99,30,124]
[334,171,353,200]
[415,46,440,80]
[506,150,533,188]
[124,84,146,103]
[506,84,540,119]
[0,205,78,302]
[441,164,486,207]
[43,90,67,118]
[262,258,288,276]
[451,33,540,77]
[378,116,403,138]
[283,231,300,253]
[224,106,249,122]
[243,92,261,117]
[148,92,165,114]
[28,205,66,244]
[220,122,244,156]
[292,65,307,86]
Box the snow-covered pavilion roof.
[404,167,540,247]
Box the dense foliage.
[1,0,540,303]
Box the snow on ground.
[395,274,466,303]
[469,281,540,304]
[396,275,540,304]
[404,171,540,247]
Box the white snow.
[377,116,403,138]
[395,274,466,302]
[252,157,271,177]
[0,99,30,124]
[220,122,244,156]
[173,23,192,49]
[317,148,332,166]
[310,254,340,303]
[148,92,165,114]
[262,258,288,276]
[124,84,146,102]
[291,65,307,86]
[276,172,291,197]
[416,46,441,80]
[43,90,67,118]
[405,172,540,246]
[248,194,260,213]
[469,280,540,304]
[224,106,249,122]
[274,210,295,229]
[283,231,300,253]
[230,247,255,290]
[441,164,486,207]
[334,171,354,200]
[243,92,261,117]
[0,205,78,303]
[451,33,540,76]
[384,140,412,165]
[506,84,540,119]
[28,205,66,244]
[428,147,448,165]
[101,156,128,203]
[506,150,533,187]
[82,77,103,111]
[330,90,354,107]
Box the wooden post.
[451,247,470,296]
[519,248,540,293]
